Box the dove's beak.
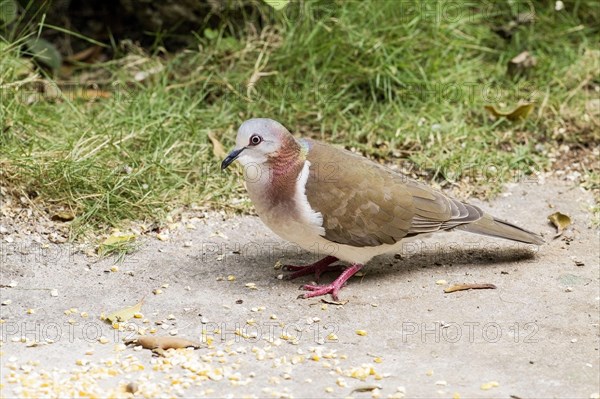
[221,147,245,170]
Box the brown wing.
[405,180,483,234]
[303,139,483,247]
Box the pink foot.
[282,256,340,281]
[301,263,364,300]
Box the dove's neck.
[243,137,308,213]
[264,137,306,204]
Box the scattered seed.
[355,330,367,336]
[227,275,236,281]
[480,381,499,390]
[350,385,382,393]
[435,279,447,285]
[50,289,59,297]
[125,382,138,394]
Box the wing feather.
[303,139,483,247]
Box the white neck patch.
[294,160,325,235]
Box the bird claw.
[296,263,364,300]
[301,283,341,300]
[281,256,341,281]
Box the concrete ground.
[1,178,599,398]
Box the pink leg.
[282,256,341,281]
[301,263,364,300]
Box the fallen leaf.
[125,336,202,356]
[207,131,227,159]
[263,0,290,10]
[321,298,349,306]
[64,46,103,63]
[105,299,143,323]
[548,211,572,237]
[444,283,497,293]
[484,102,535,121]
[51,210,75,222]
[63,88,112,101]
[100,231,136,247]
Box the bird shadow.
[218,239,541,286]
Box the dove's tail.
[456,213,545,245]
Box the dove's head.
[221,118,298,170]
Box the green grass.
[1,0,598,240]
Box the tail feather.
[457,213,545,245]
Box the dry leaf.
[125,336,202,356]
[548,211,572,237]
[321,298,349,306]
[263,0,290,10]
[51,210,75,221]
[444,283,497,293]
[101,231,136,246]
[207,131,227,159]
[105,299,143,323]
[63,88,112,101]
[65,46,103,63]
[484,102,535,121]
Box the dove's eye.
[249,134,262,146]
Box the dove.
[221,118,544,299]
